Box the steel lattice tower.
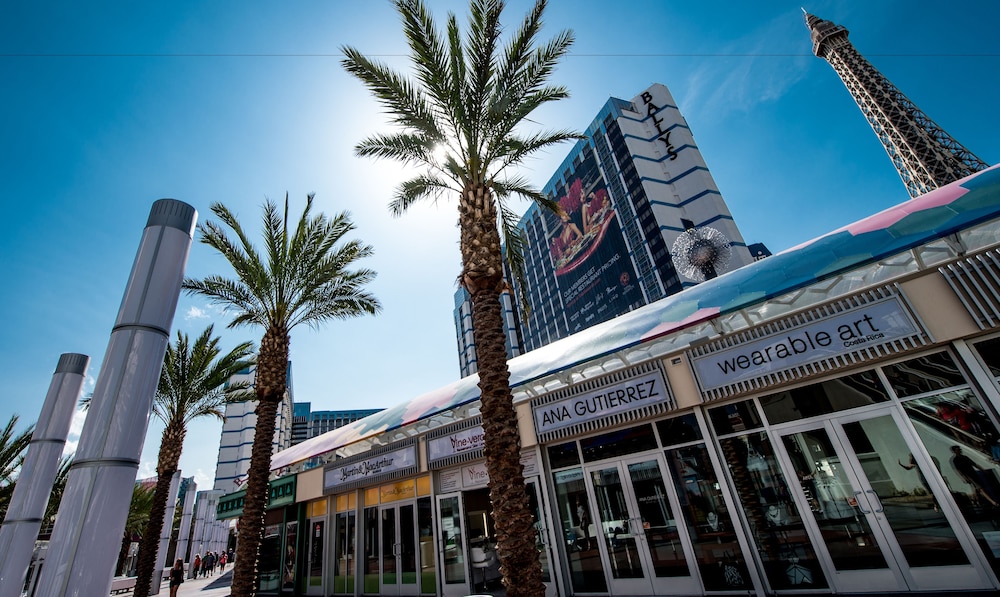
[805,12,989,198]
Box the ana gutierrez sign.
[691,296,920,392]
[324,444,417,494]
[533,370,669,435]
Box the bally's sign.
[692,296,919,392]
[324,445,416,493]
[533,370,669,434]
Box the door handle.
[866,490,884,513]
[854,490,871,514]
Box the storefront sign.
[533,370,669,434]
[428,425,485,463]
[463,462,490,488]
[324,444,417,493]
[440,468,462,492]
[692,296,919,392]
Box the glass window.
[332,512,355,594]
[552,468,608,593]
[438,496,465,585]
[547,442,580,469]
[707,400,763,435]
[759,370,887,424]
[664,444,752,591]
[882,351,967,397]
[656,413,702,446]
[974,336,1000,377]
[418,497,436,593]
[580,424,657,463]
[719,432,827,589]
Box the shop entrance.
[581,455,699,595]
[777,406,994,592]
[364,501,419,596]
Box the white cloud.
[137,460,157,481]
[185,306,209,320]
[192,468,214,489]
[62,407,89,458]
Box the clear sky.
[2,0,997,491]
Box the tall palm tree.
[0,414,34,519]
[131,326,255,597]
[342,1,577,594]
[183,194,381,596]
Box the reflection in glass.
[552,468,608,593]
[707,400,763,435]
[381,508,397,584]
[526,483,552,582]
[591,466,644,579]
[842,417,967,567]
[399,504,417,585]
[309,520,324,589]
[903,391,1000,575]
[333,512,355,594]
[665,444,752,591]
[782,429,888,571]
[719,433,827,589]
[438,496,465,584]
[626,460,689,577]
[760,370,887,424]
[657,413,703,446]
[974,337,1000,377]
[363,507,379,593]
[580,424,658,463]
[882,351,966,397]
[418,497,436,593]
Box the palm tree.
[117,483,157,577]
[131,326,255,597]
[183,194,381,596]
[0,414,34,519]
[342,1,577,594]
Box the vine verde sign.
[691,296,919,392]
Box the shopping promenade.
[116,569,232,597]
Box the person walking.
[169,559,184,597]
[218,550,227,572]
[204,551,215,577]
[191,553,201,580]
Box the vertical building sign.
[546,146,641,332]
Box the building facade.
[291,402,385,446]
[455,83,754,377]
[213,363,294,491]
[256,166,1000,596]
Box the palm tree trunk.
[232,326,288,597]
[461,183,545,597]
[133,423,185,597]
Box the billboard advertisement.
[545,145,642,333]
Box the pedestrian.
[206,551,216,576]
[191,553,201,579]
[219,550,227,571]
[169,559,184,597]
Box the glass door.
[305,519,325,595]
[379,503,419,596]
[333,510,355,594]
[777,406,993,592]
[437,493,468,597]
[584,455,699,595]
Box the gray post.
[149,470,181,595]
[174,478,197,566]
[34,199,196,597]
[0,353,90,597]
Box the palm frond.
[389,174,457,216]
[355,132,436,165]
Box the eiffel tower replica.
[804,12,989,198]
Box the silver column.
[34,199,196,597]
[174,478,197,566]
[0,353,89,597]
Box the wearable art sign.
[324,445,416,493]
[427,425,485,463]
[533,370,669,435]
[691,296,920,392]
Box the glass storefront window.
[580,424,657,463]
[333,512,355,594]
[547,442,580,468]
[974,336,1000,377]
[664,444,752,591]
[552,468,608,593]
[656,413,702,446]
[308,520,324,589]
[902,389,1000,575]
[759,370,887,424]
[260,522,282,592]
[708,399,763,435]
[719,432,828,589]
[418,497,436,593]
[882,351,967,397]
[363,507,379,593]
[438,496,465,584]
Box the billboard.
[545,145,642,333]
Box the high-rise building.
[805,12,988,198]
[212,363,294,491]
[455,83,754,376]
[289,402,384,446]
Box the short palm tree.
[117,483,157,577]
[342,1,577,595]
[183,194,381,596]
[131,325,255,597]
[0,414,34,520]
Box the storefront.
[267,167,1000,595]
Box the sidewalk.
[116,568,232,597]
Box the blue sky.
[2,0,997,490]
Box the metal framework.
[805,12,988,198]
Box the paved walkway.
[116,569,232,597]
